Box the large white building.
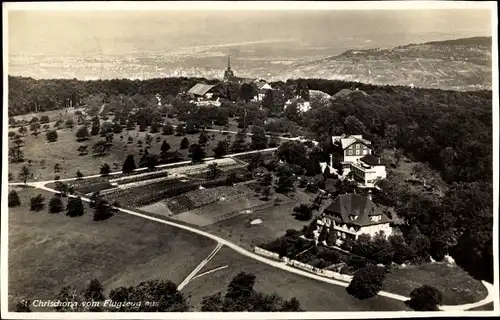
[318,193,393,245]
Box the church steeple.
[223,55,235,81]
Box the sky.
[7,9,493,57]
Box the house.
[187,83,220,107]
[331,134,386,187]
[317,193,393,245]
[284,97,311,113]
[347,154,387,188]
[252,80,273,102]
[331,134,372,165]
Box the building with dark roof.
[318,193,393,244]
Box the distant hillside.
[280,37,492,91]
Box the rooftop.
[187,83,217,96]
[323,193,391,226]
[332,134,372,149]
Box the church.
[223,56,273,101]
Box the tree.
[66,197,84,217]
[30,194,45,211]
[344,116,366,136]
[180,137,190,149]
[76,126,90,141]
[18,165,33,185]
[198,131,209,145]
[294,203,313,221]
[48,195,64,213]
[65,119,75,129]
[268,134,280,148]
[175,124,185,136]
[251,126,268,150]
[262,186,273,201]
[8,190,21,207]
[54,163,61,173]
[346,264,387,299]
[30,122,41,135]
[261,173,273,186]
[276,166,295,193]
[161,140,171,154]
[40,115,50,123]
[93,198,113,221]
[9,145,24,163]
[77,144,88,155]
[162,122,174,135]
[231,130,248,153]
[239,83,258,102]
[92,140,108,157]
[76,170,83,179]
[189,144,205,164]
[18,126,27,135]
[100,163,111,176]
[145,134,153,146]
[213,140,229,158]
[84,279,106,305]
[46,130,58,142]
[109,280,188,311]
[326,229,337,246]
[122,155,136,173]
[407,285,443,311]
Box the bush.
[346,264,387,299]
[8,190,21,207]
[30,194,45,211]
[407,285,443,311]
[46,130,58,142]
[66,197,85,217]
[48,195,64,213]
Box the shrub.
[48,195,64,213]
[346,264,387,299]
[66,197,85,217]
[8,190,21,207]
[407,285,443,311]
[30,194,45,211]
[46,130,58,142]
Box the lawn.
[468,302,494,311]
[8,187,217,311]
[182,246,409,311]
[202,195,310,250]
[9,124,248,182]
[383,263,488,305]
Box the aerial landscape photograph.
[2,1,498,318]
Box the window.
[356,150,360,155]
[363,150,368,155]
[347,150,353,155]
[356,144,360,149]
[342,233,346,239]
[337,231,341,237]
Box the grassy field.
[182,246,409,311]
[8,124,249,182]
[383,263,488,305]
[8,187,217,311]
[202,195,308,250]
[468,302,494,311]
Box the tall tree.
[8,190,21,207]
[122,155,136,173]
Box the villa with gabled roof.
[317,193,393,245]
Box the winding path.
[10,176,495,312]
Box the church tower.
[223,55,235,82]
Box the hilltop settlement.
[7,55,493,312]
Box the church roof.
[323,193,391,226]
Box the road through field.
[11,177,495,312]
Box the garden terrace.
[165,184,252,215]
